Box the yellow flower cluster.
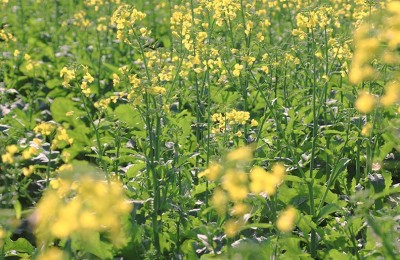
[355,91,376,114]
[22,165,35,177]
[0,28,15,42]
[351,3,400,112]
[276,206,297,232]
[205,0,241,27]
[52,126,74,149]
[34,121,57,136]
[233,64,243,77]
[200,146,286,237]
[60,65,94,96]
[170,5,194,50]
[1,145,18,164]
[60,67,76,87]
[72,11,90,28]
[211,110,257,135]
[1,141,40,176]
[85,0,121,10]
[36,247,67,260]
[350,2,400,84]
[250,164,285,195]
[111,5,147,42]
[147,86,167,95]
[22,138,41,160]
[94,92,125,110]
[34,122,73,149]
[33,170,132,248]
[81,66,94,96]
[23,53,40,72]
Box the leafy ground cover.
[1,0,400,259]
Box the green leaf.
[114,104,144,129]
[284,175,304,183]
[297,214,316,235]
[50,97,82,123]
[377,141,394,162]
[126,162,146,178]
[328,249,353,259]
[4,238,34,254]
[103,62,121,75]
[46,78,62,89]
[72,232,113,259]
[317,203,340,220]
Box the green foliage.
[0,0,399,259]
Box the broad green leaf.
[317,203,340,220]
[4,238,34,254]
[114,104,144,129]
[72,232,113,259]
[50,97,82,123]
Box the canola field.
[1,0,400,259]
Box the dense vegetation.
[1,0,400,259]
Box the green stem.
[80,92,109,181]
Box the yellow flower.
[113,73,120,86]
[211,189,228,215]
[260,66,269,74]
[222,170,248,201]
[381,81,400,107]
[224,219,242,238]
[250,166,279,195]
[59,67,75,87]
[277,206,297,232]
[234,130,242,137]
[22,147,38,160]
[34,171,132,247]
[34,122,56,136]
[226,110,250,125]
[272,163,286,177]
[83,72,94,83]
[231,203,249,216]
[233,63,243,77]
[361,123,372,136]
[355,92,376,114]
[1,152,14,164]
[250,119,259,127]
[23,165,35,177]
[226,146,253,162]
[198,163,222,181]
[57,164,73,172]
[147,86,166,95]
[79,211,98,229]
[6,145,18,154]
[37,247,67,260]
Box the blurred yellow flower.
[277,206,297,232]
[33,171,132,248]
[23,165,35,177]
[199,163,222,181]
[37,247,67,260]
[381,81,400,107]
[211,188,228,215]
[355,92,376,114]
[224,219,242,238]
[226,146,253,162]
[222,170,248,201]
[361,122,372,136]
